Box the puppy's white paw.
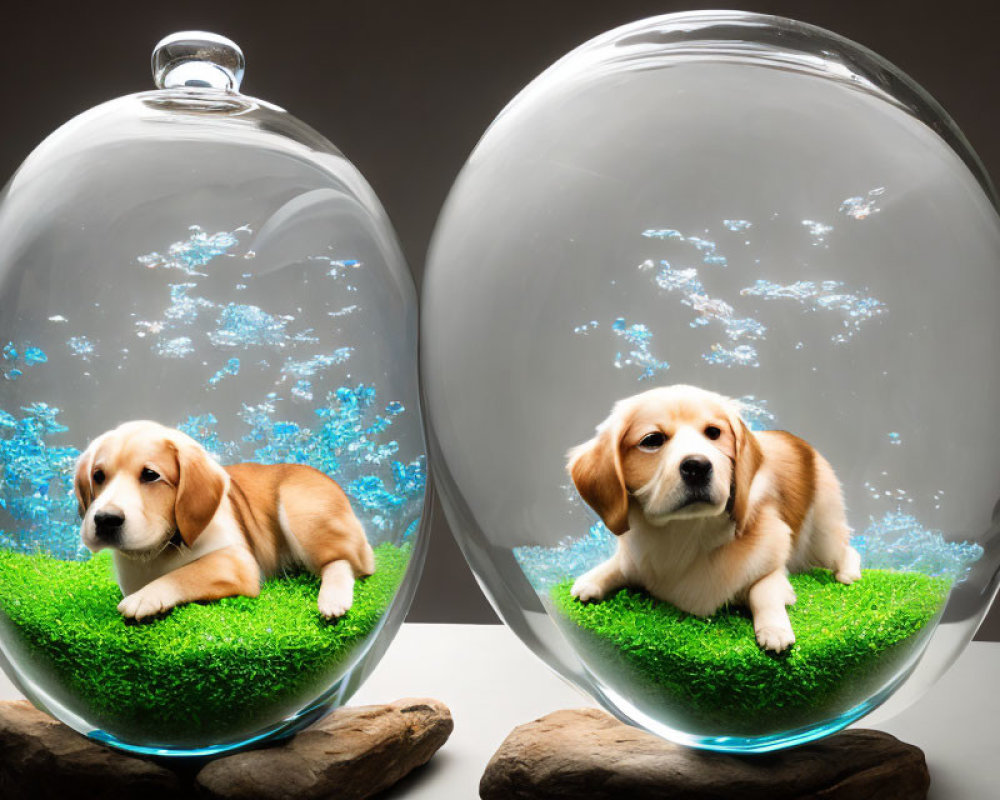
[118,585,176,620]
[570,577,606,603]
[318,585,354,620]
[756,625,795,653]
[835,567,862,585]
[835,546,862,585]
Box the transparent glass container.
[0,32,427,756]
[422,11,1000,752]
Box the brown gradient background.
[1,0,998,637]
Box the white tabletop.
[1,624,997,798]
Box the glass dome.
[0,32,427,756]
[422,11,1000,752]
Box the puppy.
[567,385,861,652]
[75,420,374,621]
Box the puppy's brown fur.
[76,421,374,620]
[568,385,861,652]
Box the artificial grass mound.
[0,542,410,744]
[553,569,949,734]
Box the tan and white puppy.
[567,385,861,652]
[75,420,374,621]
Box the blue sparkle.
[2,343,49,380]
[291,380,313,402]
[281,349,353,379]
[0,404,82,559]
[23,347,47,366]
[209,304,294,349]
[137,227,241,275]
[207,357,241,388]
[514,522,617,591]
[67,336,96,359]
[611,317,670,380]
[853,510,982,583]
[154,336,194,359]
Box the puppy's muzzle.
[94,507,126,543]
[679,455,712,488]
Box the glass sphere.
[0,33,426,756]
[423,11,1000,752]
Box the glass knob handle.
[152,31,245,92]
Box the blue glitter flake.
[23,347,47,366]
[67,336,96,359]
[2,342,49,380]
[853,510,982,583]
[737,395,776,431]
[647,260,766,362]
[840,187,885,220]
[0,404,82,559]
[642,229,683,240]
[177,413,242,463]
[327,304,359,318]
[801,219,834,245]
[686,236,717,255]
[654,262,705,295]
[611,317,670,380]
[137,227,241,276]
[209,304,292,348]
[154,336,194,359]
[703,343,760,368]
[209,304,317,349]
[164,283,216,324]
[208,357,241,388]
[291,380,313,402]
[347,476,405,512]
[514,522,617,591]
[313,256,363,278]
[281,349,353,379]
[403,517,421,539]
[740,279,885,341]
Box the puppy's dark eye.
[704,425,722,440]
[92,469,105,485]
[638,432,667,451]
[140,468,160,484]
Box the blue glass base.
[592,672,907,754]
[86,702,329,759]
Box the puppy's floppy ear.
[726,403,764,536]
[567,422,630,535]
[170,438,227,547]
[73,438,101,517]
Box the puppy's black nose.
[680,456,712,486]
[94,508,125,540]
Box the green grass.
[0,542,410,745]
[553,569,949,734]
